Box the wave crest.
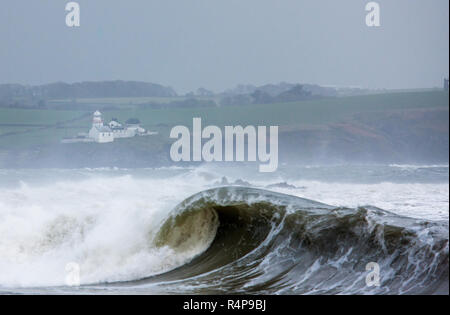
[143,187,449,294]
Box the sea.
[0,164,448,294]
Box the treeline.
[0,81,177,101]
[0,80,343,110]
[141,98,217,109]
[220,84,331,106]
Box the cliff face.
[279,107,449,164]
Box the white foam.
[0,173,209,287]
[263,180,449,221]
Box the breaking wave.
[140,187,449,294]
[0,178,448,294]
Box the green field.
[0,91,448,150]
[47,96,184,109]
[0,126,43,136]
[0,108,87,125]
[0,108,89,149]
[46,95,218,110]
[101,91,449,128]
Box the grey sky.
[0,0,448,93]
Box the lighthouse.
[88,111,114,143]
[92,110,103,128]
[62,110,154,144]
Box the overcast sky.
[0,0,448,93]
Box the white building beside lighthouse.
[88,111,114,143]
[107,119,136,138]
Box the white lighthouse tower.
[88,110,114,143]
[92,110,103,127]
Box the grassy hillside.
[1,91,448,144]
[50,90,446,129]
[0,108,86,125]
[0,108,89,149]
[46,96,187,110]
[0,90,448,167]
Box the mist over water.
[0,164,447,294]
